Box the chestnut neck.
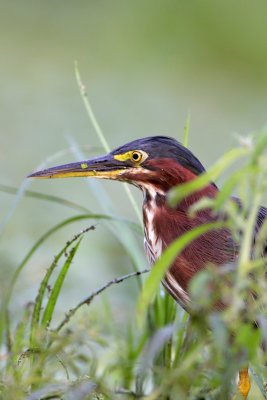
[140,157,218,212]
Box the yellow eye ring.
[131,151,143,163]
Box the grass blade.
[1,213,140,348]
[30,226,94,346]
[68,136,145,275]
[55,269,149,332]
[168,147,249,207]
[7,214,140,306]
[41,239,82,329]
[74,61,109,153]
[0,178,31,234]
[0,146,98,234]
[182,112,190,148]
[0,184,89,213]
[74,61,142,225]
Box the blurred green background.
[1,0,267,321]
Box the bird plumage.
[142,178,236,309]
[28,135,267,308]
[29,135,267,399]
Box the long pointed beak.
[28,154,127,180]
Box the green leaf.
[236,324,260,359]
[213,165,251,210]
[168,147,249,207]
[250,367,267,399]
[1,213,139,348]
[6,213,140,308]
[251,129,267,166]
[41,239,82,329]
[0,183,89,213]
[74,62,142,224]
[182,112,190,148]
[29,260,55,347]
[29,227,93,347]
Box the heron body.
[142,183,237,309]
[29,135,267,398]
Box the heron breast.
[143,193,163,263]
[143,198,191,309]
[143,207,162,262]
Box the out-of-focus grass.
[1,89,267,399]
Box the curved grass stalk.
[0,213,141,346]
[68,135,145,277]
[168,147,250,207]
[6,213,141,308]
[0,184,89,213]
[182,112,190,148]
[41,239,82,329]
[74,62,142,225]
[30,227,91,347]
[55,269,149,333]
[0,146,100,234]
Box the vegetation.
[1,77,267,399]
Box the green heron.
[28,136,266,398]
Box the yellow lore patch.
[113,152,133,162]
[81,163,88,169]
[114,150,148,164]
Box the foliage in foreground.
[1,75,267,399]
[0,130,267,399]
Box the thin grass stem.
[0,184,89,213]
[55,269,149,332]
[74,61,142,225]
[182,112,190,148]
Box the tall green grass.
[1,71,267,399]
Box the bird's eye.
[131,151,143,163]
